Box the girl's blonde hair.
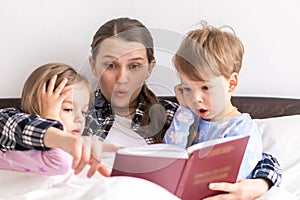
[21,63,91,115]
[174,21,244,81]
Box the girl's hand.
[174,84,187,107]
[44,129,109,178]
[40,75,73,120]
[203,179,269,200]
[73,136,112,178]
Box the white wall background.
[1,0,300,98]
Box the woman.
[85,17,178,146]
[84,17,281,199]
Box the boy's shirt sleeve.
[252,152,282,187]
[0,108,64,152]
[0,148,72,175]
[163,106,195,149]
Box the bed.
[0,96,300,200]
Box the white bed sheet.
[0,167,179,200]
[0,152,179,200]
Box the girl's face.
[179,74,233,122]
[59,82,90,135]
[89,38,155,109]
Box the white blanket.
[0,168,179,200]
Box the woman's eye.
[130,64,141,70]
[105,63,117,69]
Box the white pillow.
[254,115,300,198]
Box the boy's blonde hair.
[21,63,91,115]
[174,21,244,81]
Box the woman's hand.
[203,179,270,200]
[40,75,73,120]
[174,84,187,107]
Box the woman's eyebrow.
[102,55,116,59]
[102,54,145,62]
[128,57,145,61]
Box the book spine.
[175,156,194,197]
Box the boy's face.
[59,82,90,135]
[179,74,232,121]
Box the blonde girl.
[0,63,108,177]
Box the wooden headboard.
[1,96,300,119]
[160,96,300,119]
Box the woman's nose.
[117,67,129,84]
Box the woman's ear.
[228,72,238,92]
[89,56,98,77]
[145,59,156,79]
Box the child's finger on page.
[73,148,90,175]
[97,164,111,177]
[74,136,92,174]
[86,157,100,178]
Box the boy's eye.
[182,87,192,93]
[201,85,211,90]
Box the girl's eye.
[82,110,88,116]
[63,108,73,112]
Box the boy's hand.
[174,84,187,107]
[40,75,73,120]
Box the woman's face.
[90,38,155,109]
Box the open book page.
[116,143,189,159]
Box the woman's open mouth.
[114,90,128,98]
[71,129,81,136]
